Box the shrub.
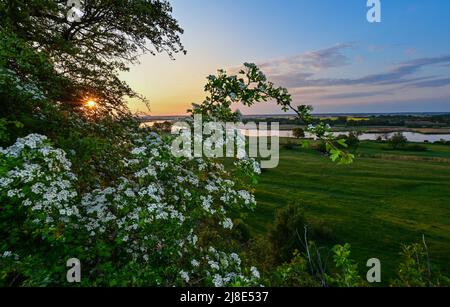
[346,132,361,150]
[270,251,321,287]
[388,132,408,149]
[267,201,333,265]
[245,237,276,280]
[152,121,172,133]
[0,133,262,286]
[325,244,365,287]
[390,242,450,287]
[292,128,305,139]
[268,203,308,264]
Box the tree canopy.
[0,0,185,115]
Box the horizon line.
[138,111,450,119]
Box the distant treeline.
[244,114,450,128]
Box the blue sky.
[122,0,450,115]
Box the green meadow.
[248,140,450,281]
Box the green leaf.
[336,138,348,148]
[301,140,310,148]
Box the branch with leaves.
[190,63,354,165]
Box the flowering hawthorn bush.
[0,131,262,286]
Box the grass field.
[247,140,450,283]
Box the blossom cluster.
[180,247,260,287]
[0,134,79,230]
[0,132,261,286]
[234,157,262,175]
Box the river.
[143,121,450,143]
[242,130,450,143]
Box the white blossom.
[213,274,223,287]
[251,266,260,279]
[221,218,233,230]
[179,270,190,283]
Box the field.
[248,140,450,282]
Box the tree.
[388,132,407,150]
[1,0,187,183]
[0,0,185,114]
[152,120,172,133]
[292,127,305,139]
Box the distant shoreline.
[273,125,450,135]
[139,111,450,121]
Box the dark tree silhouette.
[0,0,185,113]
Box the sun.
[85,100,97,109]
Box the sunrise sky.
[121,0,450,116]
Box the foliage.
[0,132,261,286]
[270,251,321,287]
[0,0,185,113]
[292,128,305,139]
[0,1,273,285]
[267,202,308,264]
[0,0,186,185]
[325,244,365,287]
[388,132,408,150]
[152,121,173,133]
[1,37,344,286]
[2,0,446,289]
[265,201,333,267]
[189,63,354,164]
[337,131,360,150]
[248,232,449,287]
[391,242,450,287]
[0,118,23,145]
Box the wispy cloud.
[258,43,354,77]
[230,45,450,113]
[408,77,450,88]
[321,90,394,100]
[262,52,450,89]
[255,48,450,92]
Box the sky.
[121,0,450,115]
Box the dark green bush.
[268,202,308,264]
[292,128,305,139]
